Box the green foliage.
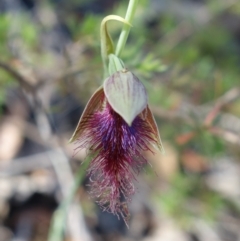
[0,13,39,111]
[157,174,225,226]
[0,14,11,57]
[20,18,38,46]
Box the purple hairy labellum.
[70,69,163,225]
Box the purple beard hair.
[75,102,156,224]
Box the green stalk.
[115,0,139,57]
[48,159,90,241]
[100,15,131,78]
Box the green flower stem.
[48,159,90,241]
[100,15,131,78]
[115,0,139,57]
[100,16,115,78]
[108,54,125,75]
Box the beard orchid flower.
[70,69,163,224]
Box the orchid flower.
[69,1,164,225]
[70,69,163,224]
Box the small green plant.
[48,0,165,239]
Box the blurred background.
[0,0,240,240]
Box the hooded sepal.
[103,69,148,126]
[69,87,105,143]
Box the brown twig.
[209,127,240,146]
[0,57,92,240]
[0,60,36,93]
[151,93,240,146]
[203,87,240,126]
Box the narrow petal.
[69,87,105,143]
[141,106,164,152]
[103,70,148,126]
